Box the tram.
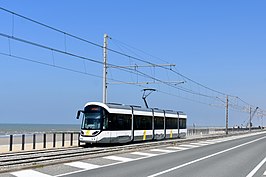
[76,102,187,144]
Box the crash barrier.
[187,127,264,136]
[0,132,80,152]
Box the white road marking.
[190,142,208,146]
[11,169,53,177]
[166,146,189,150]
[179,144,199,148]
[131,152,158,157]
[246,156,266,177]
[206,140,223,143]
[148,136,266,177]
[197,141,215,144]
[64,161,100,170]
[263,170,266,176]
[150,149,176,153]
[221,138,236,141]
[102,155,133,162]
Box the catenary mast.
[103,34,108,104]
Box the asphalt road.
[5,131,266,177]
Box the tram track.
[0,146,84,158]
[0,146,105,171]
[0,136,218,173]
[0,146,83,158]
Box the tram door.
[108,113,132,143]
[116,114,132,143]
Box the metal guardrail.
[187,127,264,136]
[0,132,80,152]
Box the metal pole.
[225,95,229,135]
[163,111,166,139]
[62,133,65,147]
[177,112,180,138]
[249,107,252,132]
[151,109,155,140]
[43,133,46,148]
[22,134,25,150]
[78,132,81,147]
[262,115,264,130]
[130,106,134,142]
[70,133,73,146]
[103,34,108,104]
[33,134,36,149]
[53,133,56,148]
[9,134,13,151]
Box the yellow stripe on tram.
[143,130,147,140]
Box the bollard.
[33,134,36,149]
[62,133,65,147]
[22,134,25,150]
[70,133,73,146]
[78,132,81,147]
[9,134,13,151]
[53,133,56,148]
[43,133,46,148]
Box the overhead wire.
[108,38,258,114]
[109,37,228,96]
[109,37,171,65]
[1,50,215,108]
[0,6,264,115]
[0,31,218,101]
[109,38,223,99]
[0,51,150,88]
[0,7,103,49]
[108,37,263,113]
[0,52,103,79]
[0,6,229,100]
[0,32,103,65]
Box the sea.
[0,123,224,137]
[0,123,80,137]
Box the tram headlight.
[92,131,99,135]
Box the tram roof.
[84,102,186,116]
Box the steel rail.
[0,146,83,158]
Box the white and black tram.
[76,102,187,144]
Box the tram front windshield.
[81,106,104,130]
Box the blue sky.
[0,1,265,127]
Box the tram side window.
[155,117,164,129]
[108,114,131,130]
[179,118,187,129]
[166,118,178,129]
[134,115,152,130]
